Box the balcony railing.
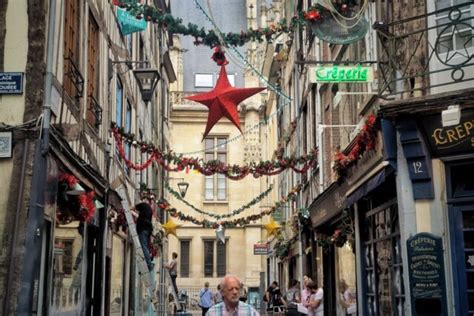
[64,57,84,99]
[376,2,474,98]
[87,94,103,128]
[170,91,203,106]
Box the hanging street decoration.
[159,184,301,228]
[274,235,298,260]
[264,218,282,237]
[113,0,365,48]
[111,123,318,179]
[211,46,229,66]
[215,224,226,244]
[116,7,147,35]
[310,0,369,44]
[165,182,273,220]
[161,218,181,237]
[185,65,266,140]
[333,114,379,179]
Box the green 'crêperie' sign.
[310,65,374,83]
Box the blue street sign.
[0,72,23,94]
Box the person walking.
[165,252,178,295]
[199,281,214,316]
[214,284,223,304]
[206,275,259,315]
[307,281,323,316]
[265,281,284,313]
[135,202,154,271]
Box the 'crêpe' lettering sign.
[407,233,447,316]
[309,65,374,83]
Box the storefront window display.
[51,222,85,313]
[335,243,357,315]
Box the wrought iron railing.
[64,57,84,99]
[375,2,474,98]
[88,94,103,128]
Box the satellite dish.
[311,1,369,45]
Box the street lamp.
[168,177,190,198]
[111,60,161,104]
[133,68,161,103]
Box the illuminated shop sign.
[309,65,374,83]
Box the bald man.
[206,275,259,316]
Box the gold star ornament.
[161,219,181,237]
[264,218,281,237]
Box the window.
[180,240,190,277]
[87,12,100,128]
[227,74,235,86]
[195,73,214,87]
[204,137,227,201]
[435,0,473,54]
[63,0,80,98]
[125,101,132,160]
[60,239,74,276]
[203,239,227,277]
[204,240,214,277]
[116,79,123,126]
[361,199,404,315]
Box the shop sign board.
[407,233,447,316]
[421,110,474,157]
[0,72,23,94]
[309,65,374,83]
[253,243,269,255]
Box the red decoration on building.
[211,46,229,66]
[304,10,321,22]
[185,66,265,140]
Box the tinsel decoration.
[56,173,96,224]
[165,182,273,219]
[111,122,318,179]
[333,114,378,179]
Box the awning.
[346,166,393,206]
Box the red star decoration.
[185,66,265,140]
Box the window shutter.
[180,240,190,277]
[216,241,226,277]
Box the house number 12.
[413,161,423,174]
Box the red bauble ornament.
[185,66,265,140]
[341,4,348,11]
[304,10,321,22]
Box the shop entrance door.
[447,161,474,315]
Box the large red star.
[185,66,265,140]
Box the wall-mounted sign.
[420,110,474,157]
[0,132,12,158]
[309,65,374,83]
[117,8,147,35]
[253,243,269,255]
[0,72,23,94]
[407,233,448,316]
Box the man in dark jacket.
[135,202,154,270]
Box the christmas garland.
[333,114,378,179]
[57,173,96,224]
[158,184,301,228]
[274,235,298,260]
[164,182,273,220]
[315,208,355,249]
[113,0,361,48]
[111,123,318,179]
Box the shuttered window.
[180,240,190,277]
[64,0,79,98]
[216,241,227,277]
[87,12,100,127]
[204,240,214,277]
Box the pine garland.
[113,0,362,48]
[111,123,318,179]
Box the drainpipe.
[17,0,56,314]
[3,138,29,315]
